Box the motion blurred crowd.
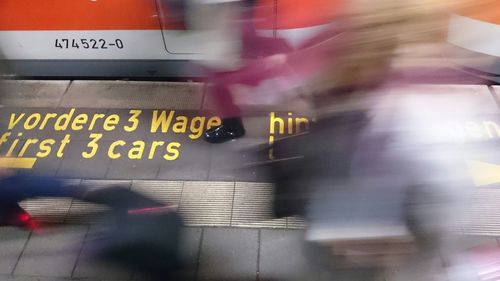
[0,0,498,280]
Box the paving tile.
[24,152,63,177]
[198,228,258,281]
[56,140,114,179]
[61,81,203,109]
[178,182,233,226]
[257,165,274,182]
[0,80,69,107]
[14,226,87,278]
[73,226,133,280]
[177,227,202,281]
[287,217,306,229]
[105,143,163,180]
[259,229,315,281]
[156,139,211,181]
[0,227,30,275]
[208,138,260,182]
[242,115,274,140]
[259,230,373,281]
[131,180,183,205]
[231,182,286,228]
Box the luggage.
[259,110,370,218]
[84,186,182,280]
[266,133,311,218]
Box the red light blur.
[18,212,31,223]
[16,212,39,230]
[127,205,176,215]
[27,219,39,231]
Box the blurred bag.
[261,110,370,218]
[84,186,182,278]
[267,133,311,218]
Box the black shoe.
[204,118,245,143]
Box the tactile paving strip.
[286,217,307,229]
[231,182,286,228]
[131,180,183,206]
[178,181,234,227]
[462,189,500,235]
[20,198,72,223]
[65,201,110,224]
[21,180,300,228]
[17,179,500,234]
[64,180,130,224]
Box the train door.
[156,0,276,55]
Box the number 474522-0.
[54,38,123,49]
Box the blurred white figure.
[296,1,493,280]
[185,0,244,72]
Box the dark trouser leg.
[209,81,242,119]
[0,173,87,203]
[203,72,245,143]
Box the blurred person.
[197,0,495,144]
[80,186,183,281]
[185,0,293,143]
[185,0,249,144]
[309,0,453,97]
[0,167,89,227]
[0,171,184,280]
[268,0,468,217]
[301,93,473,280]
[307,0,496,97]
[262,0,493,280]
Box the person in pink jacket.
[186,0,292,143]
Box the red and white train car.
[0,0,339,77]
[0,0,498,80]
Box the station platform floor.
[2,80,500,280]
